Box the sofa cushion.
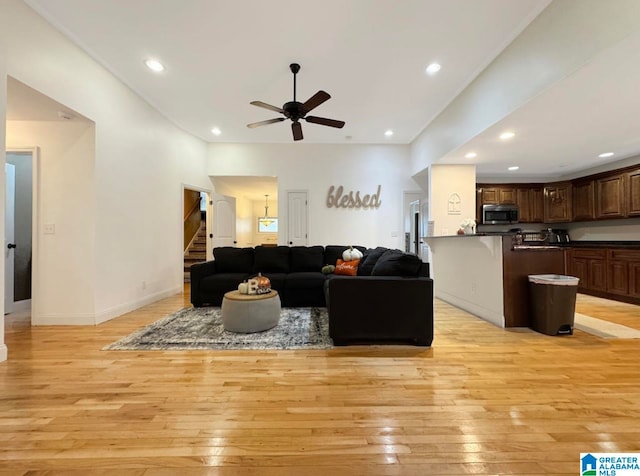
[286,272,328,289]
[324,245,367,267]
[213,247,254,273]
[254,246,290,273]
[371,249,422,277]
[291,246,324,272]
[358,246,388,276]
[200,273,250,293]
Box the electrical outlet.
[142,281,147,290]
[471,281,477,293]
[44,224,56,234]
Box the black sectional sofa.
[190,244,434,346]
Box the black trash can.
[528,274,580,336]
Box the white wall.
[410,0,640,175]
[208,143,417,249]
[0,64,6,361]
[426,235,505,328]
[7,121,96,323]
[1,0,211,338]
[428,165,476,236]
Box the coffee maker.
[546,228,570,243]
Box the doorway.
[5,149,35,315]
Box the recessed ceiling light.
[425,63,441,75]
[499,131,515,140]
[464,152,477,159]
[384,130,394,137]
[508,166,519,171]
[144,58,165,72]
[211,127,221,136]
[598,152,614,158]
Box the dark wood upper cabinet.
[499,188,517,205]
[544,182,572,223]
[478,163,639,224]
[595,174,626,219]
[516,187,544,223]
[572,179,595,221]
[627,168,640,217]
[481,187,499,205]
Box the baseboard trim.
[95,286,183,324]
[32,286,183,326]
[0,343,7,362]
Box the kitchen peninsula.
[424,234,565,328]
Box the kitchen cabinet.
[567,247,640,304]
[479,186,516,205]
[516,187,544,223]
[627,167,640,217]
[607,249,640,298]
[572,179,595,221]
[595,174,626,219]
[568,248,607,293]
[544,182,572,223]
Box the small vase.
[463,225,474,235]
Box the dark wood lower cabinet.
[569,249,606,293]
[568,247,640,305]
[630,262,640,298]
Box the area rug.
[104,307,333,350]
[574,313,640,339]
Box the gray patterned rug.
[104,307,333,350]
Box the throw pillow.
[358,246,388,276]
[334,258,360,276]
[371,249,422,276]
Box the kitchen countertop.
[423,235,640,248]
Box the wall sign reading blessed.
[326,185,382,209]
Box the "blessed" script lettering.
[326,185,382,209]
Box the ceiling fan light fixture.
[247,63,345,141]
[144,58,165,73]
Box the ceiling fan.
[247,63,345,141]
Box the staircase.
[184,222,207,282]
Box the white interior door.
[212,193,236,247]
[5,163,16,314]
[287,191,308,246]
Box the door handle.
[7,243,17,249]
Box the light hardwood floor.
[1,288,639,475]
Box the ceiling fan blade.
[250,101,285,114]
[302,90,330,113]
[305,116,345,128]
[247,117,285,128]
[292,121,303,141]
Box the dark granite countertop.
[555,241,640,249]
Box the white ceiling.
[18,0,640,179]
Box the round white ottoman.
[221,290,281,333]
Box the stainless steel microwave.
[482,204,519,225]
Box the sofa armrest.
[190,260,218,307]
[327,276,434,345]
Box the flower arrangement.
[461,218,476,228]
